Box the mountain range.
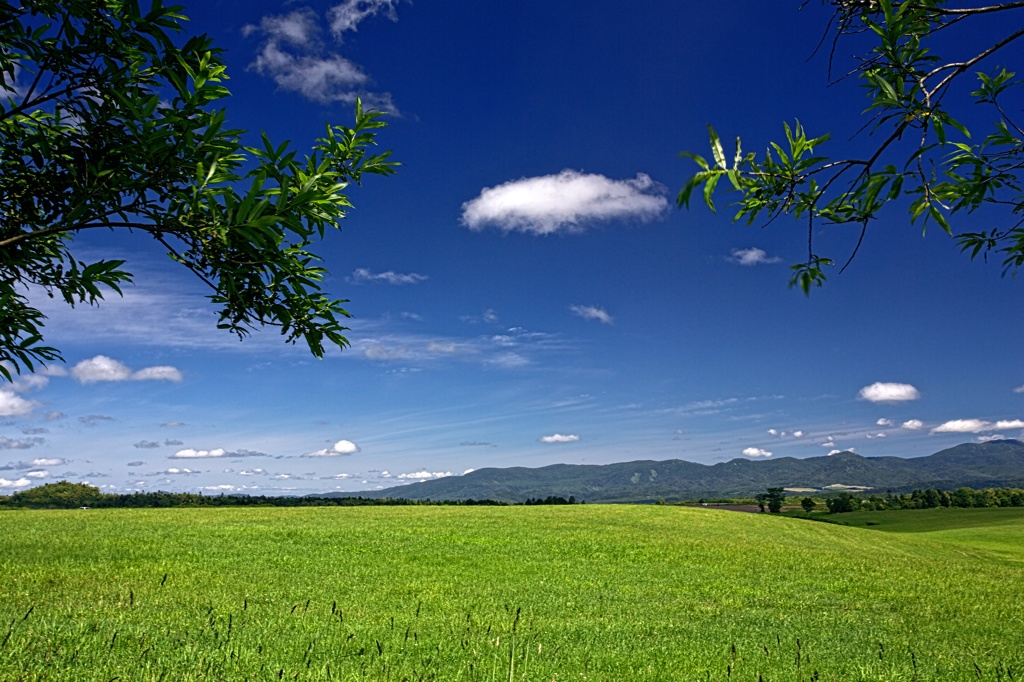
[327,440,1024,503]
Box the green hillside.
[0,505,1020,680]
[341,439,1024,502]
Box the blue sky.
[2,0,1023,495]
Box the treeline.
[0,482,588,510]
[824,487,1024,513]
[523,495,581,505]
[0,482,509,510]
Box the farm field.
[0,505,1021,681]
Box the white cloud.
[363,344,407,361]
[858,382,920,403]
[792,430,805,438]
[570,305,613,324]
[327,0,399,36]
[976,434,1007,443]
[1014,385,1024,394]
[131,366,183,382]
[0,388,38,417]
[171,448,226,459]
[742,447,772,457]
[876,418,895,427]
[163,468,199,475]
[71,355,132,383]
[398,471,453,480]
[71,355,182,384]
[901,419,924,430]
[932,418,1024,433]
[539,433,580,443]
[26,458,65,467]
[729,247,781,266]
[827,449,843,456]
[462,468,475,475]
[304,440,360,457]
[352,268,427,285]
[25,470,48,479]
[244,4,397,109]
[461,170,669,235]
[0,477,31,488]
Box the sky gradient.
[2,0,1023,495]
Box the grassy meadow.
[0,505,1021,681]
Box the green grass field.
[1,505,1021,681]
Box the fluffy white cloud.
[0,477,31,488]
[932,418,1024,433]
[901,419,924,430]
[171,448,226,459]
[352,268,427,285]
[25,470,48,479]
[792,430,805,438]
[243,4,397,109]
[0,388,38,417]
[729,247,781,266]
[539,433,580,443]
[398,471,453,480]
[877,418,895,427]
[858,382,920,403]
[71,355,182,383]
[461,170,669,235]
[570,305,613,324]
[304,440,360,457]
[742,447,772,457]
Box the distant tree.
[766,487,786,513]
[754,492,769,513]
[0,0,396,381]
[800,497,816,513]
[826,492,860,514]
[679,0,1024,292]
[8,481,103,508]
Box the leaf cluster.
[0,0,396,379]
[679,0,1024,291]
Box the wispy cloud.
[351,268,428,285]
[729,247,782,266]
[858,382,920,403]
[461,170,669,235]
[243,1,399,109]
[0,436,45,450]
[570,305,613,324]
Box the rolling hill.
[329,440,1024,503]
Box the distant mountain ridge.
[328,440,1024,503]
